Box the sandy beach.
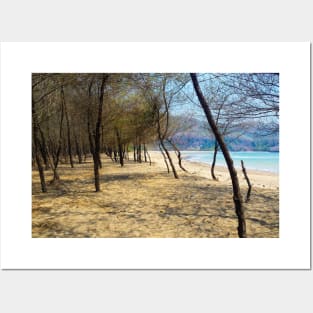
[32,150,279,238]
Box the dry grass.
[32,154,279,238]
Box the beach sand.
[32,151,279,238]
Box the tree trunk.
[35,146,47,192]
[38,126,49,170]
[143,143,147,162]
[241,160,252,202]
[32,95,47,192]
[113,150,118,162]
[147,150,152,166]
[191,73,246,238]
[101,125,105,153]
[144,144,152,165]
[51,88,65,183]
[62,86,74,168]
[167,139,187,172]
[133,144,136,162]
[115,128,124,167]
[211,141,218,181]
[160,140,178,179]
[159,143,170,173]
[137,144,142,163]
[155,102,178,178]
[93,74,108,191]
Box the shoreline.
[149,150,279,190]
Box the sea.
[181,151,279,173]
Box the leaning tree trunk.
[241,160,252,202]
[32,95,47,192]
[144,144,152,165]
[155,107,178,178]
[211,141,219,180]
[159,143,170,173]
[159,139,178,179]
[167,139,187,172]
[38,126,49,170]
[191,73,246,238]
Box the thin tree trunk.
[137,144,142,163]
[87,79,98,190]
[211,141,218,180]
[159,143,170,173]
[155,101,178,178]
[101,125,105,153]
[144,144,152,165]
[51,88,65,182]
[160,139,178,179]
[133,144,136,162]
[143,143,147,162]
[35,145,47,192]
[167,139,187,172]
[113,150,118,162]
[32,95,47,192]
[38,126,49,170]
[191,73,246,238]
[93,74,108,191]
[115,128,124,167]
[241,160,252,202]
[62,85,74,168]
[147,149,152,166]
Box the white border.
[0,42,310,269]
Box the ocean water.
[182,151,279,173]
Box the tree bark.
[51,87,65,182]
[62,86,74,168]
[133,144,137,162]
[93,74,108,191]
[37,126,49,170]
[160,140,178,179]
[159,143,170,173]
[154,98,178,178]
[167,139,187,172]
[190,73,246,238]
[137,144,142,163]
[241,160,252,202]
[143,143,152,165]
[32,95,47,192]
[115,128,124,167]
[211,141,218,180]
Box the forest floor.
[32,152,279,238]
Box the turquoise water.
[182,151,279,173]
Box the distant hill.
[171,117,279,152]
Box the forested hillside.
[171,118,279,151]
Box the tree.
[87,74,109,192]
[32,93,47,192]
[190,73,247,238]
